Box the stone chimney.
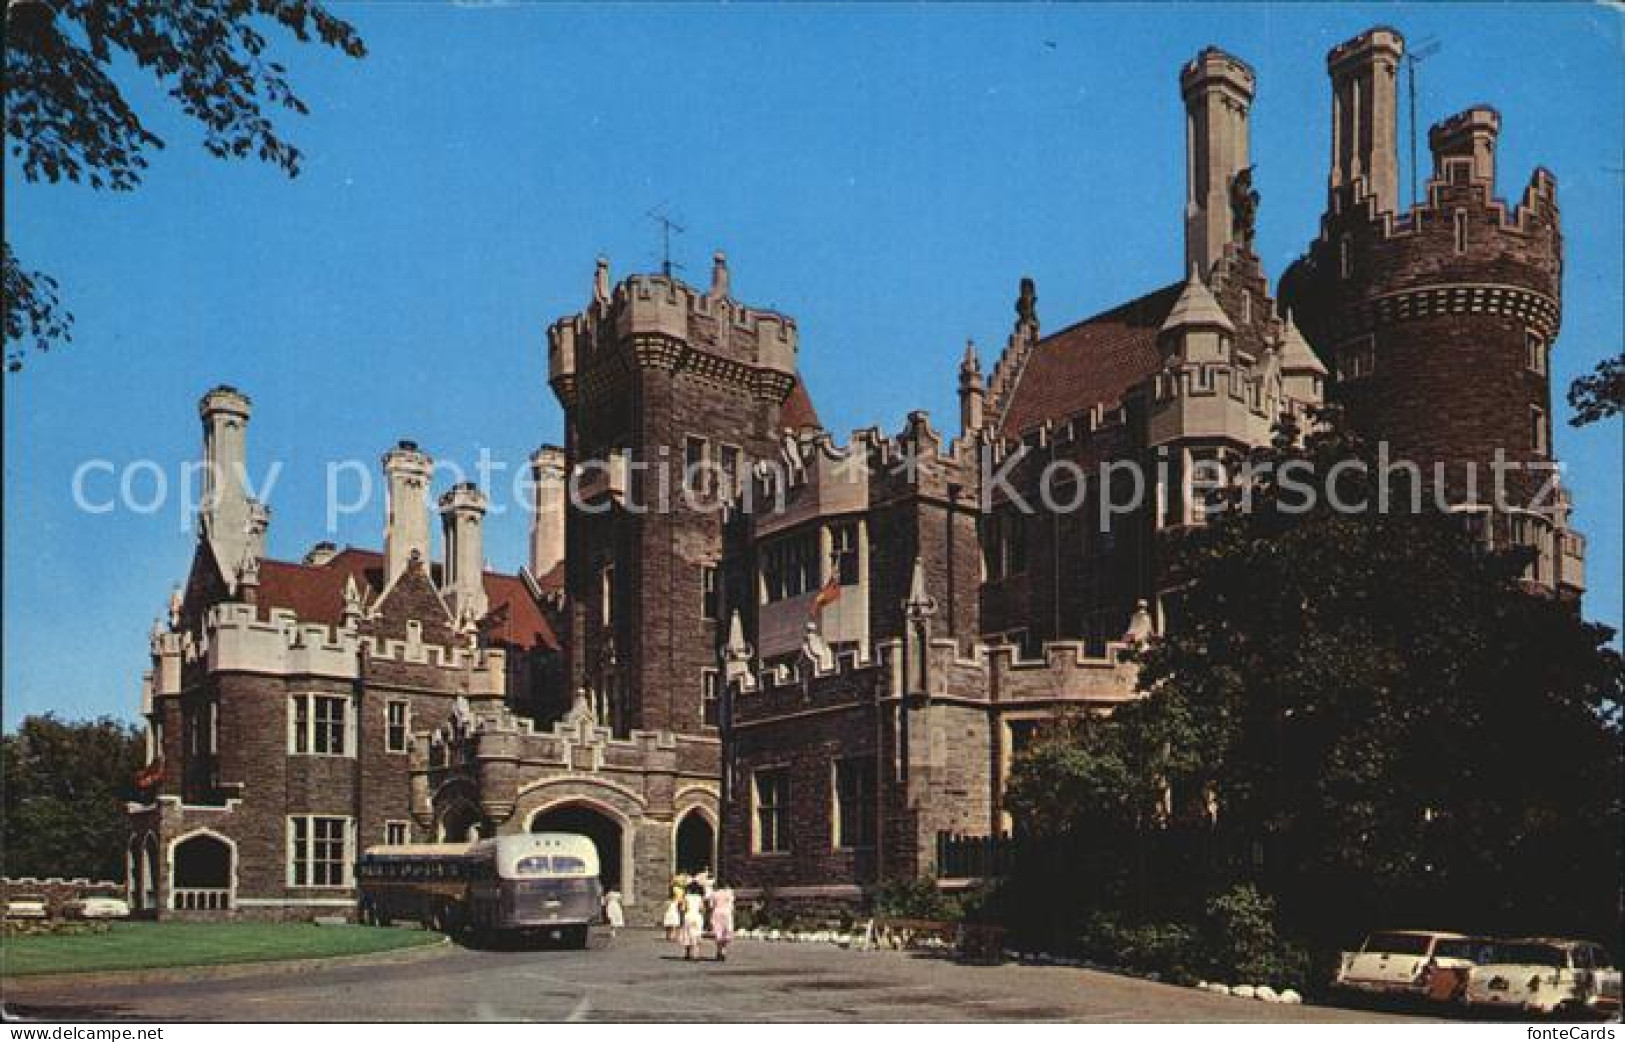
[198,385,263,581]
[1327,27,1405,215]
[1180,47,1256,279]
[529,445,567,579]
[382,440,433,586]
[1429,106,1499,186]
[439,482,488,622]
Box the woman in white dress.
[677,881,707,960]
[601,889,625,937]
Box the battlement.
[1180,46,1255,101]
[1326,26,1404,72]
[189,602,507,691]
[730,631,1143,720]
[744,410,982,533]
[548,257,799,393]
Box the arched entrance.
[673,810,716,876]
[530,802,624,890]
[437,799,482,842]
[169,831,233,911]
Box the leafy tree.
[1567,353,1624,427]
[1002,412,1622,966]
[2,714,145,880]
[4,0,366,371]
[1131,413,1622,948]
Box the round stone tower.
[1281,28,1581,597]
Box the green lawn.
[1,921,442,977]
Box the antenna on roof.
[645,205,686,278]
[1404,36,1442,207]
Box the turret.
[1181,47,1256,278]
[1159,265,1235,366]
[1429,106,1500,186]
[382,440,434,586]
[439,482,488,623]
[958,339,985,435]
[1326,27,1405,216]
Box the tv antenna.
[645,206,686,277]
[1404,36,1442,207]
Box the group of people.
[662,871,735,961]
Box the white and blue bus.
[356,833,605,947]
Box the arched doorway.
[530,803,624,890]
[437,799,482,842]
[673,810,715,876]
[170,832,233,911]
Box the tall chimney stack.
[198,385,261,580]
[529,445,567,579]
[439,482,488,622]
[382,440,433,586]
[1181,47,1256,280]
[1327,27,1405,215]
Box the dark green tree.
[1130,414,1622,948]
[4,0,366,371]
[1567,353,1624,427]
[2,714,145,880]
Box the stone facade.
[128,25,1583,919]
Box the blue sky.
[5,3,1620,728]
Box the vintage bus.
[355,833,605,947]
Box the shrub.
[1199,884,1309,989]
[874,876,960,921]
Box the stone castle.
[127,27,1584,920]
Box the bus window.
[552,856,588,875]
[515,855,551,875]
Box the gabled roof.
[256,547,559,652]
[999,282,1183,437]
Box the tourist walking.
[677,879,707,960]
[708,883,735,962]
[602,889,624,937]
[663,876,685,940]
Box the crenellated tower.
[1281,28,1582,597]
[547,251,803,736]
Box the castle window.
[684,436,708,496]
[762,531,818,602]
[290,694,352,756]
[1338,336,1376,381]
[384,821,409,846]
[701,565,719,621]
[832,757,877,849]
[983,510,1028,581]
[1530,405,1549,456]
[385,699,410,754]
[1454,209,1468,254]
[1241,292,1252,324]
[599,563,615,627]
[1338,235,1352,279]
[289,815,351,887]
[719,444,742,500]
[830,522,860,585]
[1526,332,1547,375]
[752,767,790,854]
[701,670,719,729]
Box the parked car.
[1463,939,1620,1016]
[65,896,131,920]
[5,896,49,920]
[1334,930,1481,999]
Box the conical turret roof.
[1160,266,1235,334]
[1277,312,1327,375]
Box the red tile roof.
[255,547,558,652]
[998,282,1182,437]
[782,376,820,431]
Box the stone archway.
[168,830,234,911]
[529,801,625,891]
[673,809,716,876]
[437,799,482,842]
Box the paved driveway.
[4,929,1428,1023]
